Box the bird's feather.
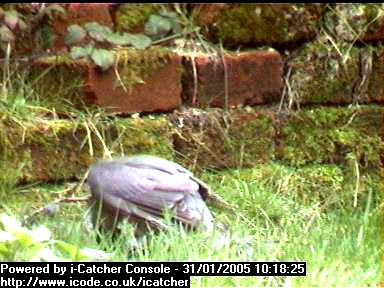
[87,155,214,232]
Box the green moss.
[172,109,276,171]
[0,115,174,186]
[173,105,383,172]
[0,124,32,187]
[115,4,161,32]
[278,106,384,170]
[229,112,275,168]
[213,4,321,48]
[289,39,364,104]
[327,4,384,38]
[105,116,174,159]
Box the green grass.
[0,49,381,286]
[0,162,380,286]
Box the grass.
[0,162,380,286]
[0,65,380,284]
[0,41,381,287]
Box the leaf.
[80,248,114,260]
[4,10,19,30]
[27,225,51,242]
[19,242,45,260]
[54,241,112,260]
[90,48,115,71]
[105,32,131,46]
[123,33,152,49]
[70,45,93,59]
[158,10,178,19]
[145,14,172,38]
[85,22,113,42]
[32,247,69,262]
[54,240,83,259]
[0,230,15,242]
[0,214,22,232]
[65,24,86,45]
[169,18,182,34]
[0,24,14,42]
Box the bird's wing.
[88,160,213,231]
[90,163,200,216]
[119,155,211,199]
[117,155,193,176]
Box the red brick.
[183,50,283,108]
[195,4,229,27]
[84,53,182,114]
[51,4,114,51]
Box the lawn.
[0,162,380,286]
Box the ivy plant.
[65,21,152,71]
[0,213,113,261]
[144,10,181,40]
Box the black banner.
[0,261,306,288]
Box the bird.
[86,155,214,236]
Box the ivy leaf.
[90,48,115,71]
[4,10,19,30]
[158,10,178,19]
[106,32,152,48]
[105,32,131,45]
[123,33,152,49]
[85,22,113,42]
[65,24,87,45]
[0,214,22,232]
[27,225,51,243]
[145,14,172,38]
[0,230,15,242]
[70,45,93,59]
[54,240,84,260]
[80,248,114,260]
[34,247,68,262]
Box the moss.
[171,109,276,171]
[229,112,275,168]
[325,4,384,41]
[212,4,321,48]
[277,106,384,171]
[0,123,32,187]
[0,115,174,185]
[114,47,175,93]
[104,116,174,159]
[114,4,161,32]
[172,105,383,172]
[289,39,366,105]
